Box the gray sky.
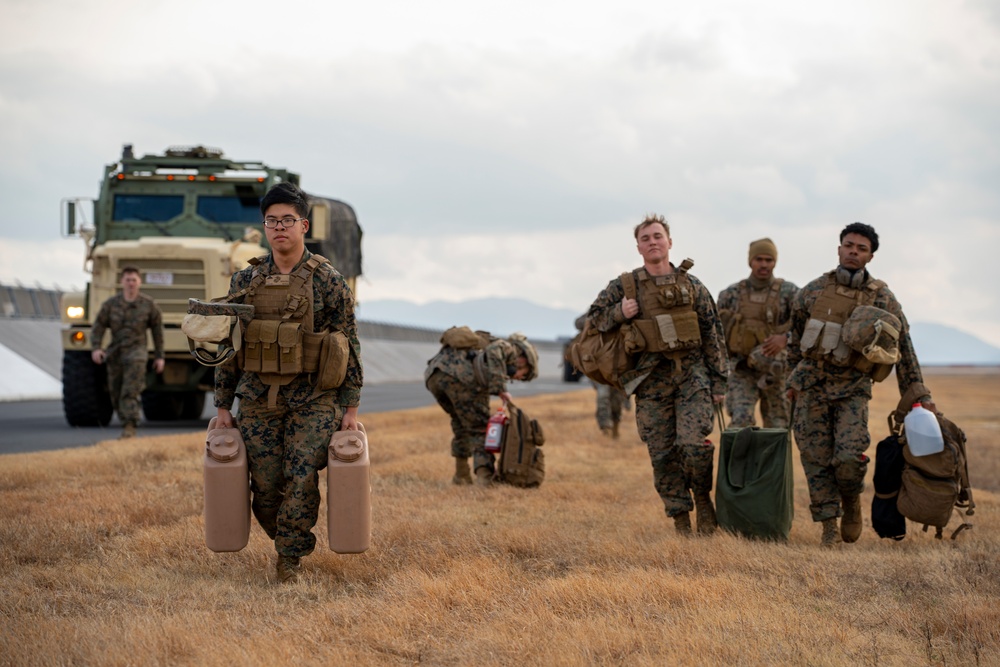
[2,0,999,345]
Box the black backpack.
[870,434,907,540]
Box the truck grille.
[133,260,207,320]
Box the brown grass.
[1,371,998,666]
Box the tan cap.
[748,238,778,265]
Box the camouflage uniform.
[214,250,363,559]
[91,293,164,428]
[587,266,729,517]
[787,268,924,522]
[717,278,798,428]
[425,338,521,474]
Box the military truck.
[60,145,363,426]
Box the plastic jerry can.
[327,423,371,554]
[904,403,944,456]
[203,417,250,552]
[484,408,507,453]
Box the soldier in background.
[425,332,538,486]
[214,182,363,583]
[787,222,929,547]
[586,214,729,536]
[91,265,165,439]
[717,238,798,428]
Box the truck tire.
[181,391,206,420]
[141,391,184,422]
[62,351,114,427]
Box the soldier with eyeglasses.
[213,181,363,583]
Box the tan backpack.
[568,272,637,390]
[440,326,493,350]
[496,401,545,488]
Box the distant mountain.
[357,297,582,341]
[909,322,1000,366]
[358,298,1000,366]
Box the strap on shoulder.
[621,271,637,300]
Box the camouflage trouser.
[107,356,147,427]
[237,392,343,558]
[426,370,495,473]
[725,363,791,429]
[792,390,870,522]
[634,364,715,516]
[595,384,626,430]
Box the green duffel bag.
[716,426,794,541]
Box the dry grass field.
[1,370,998,666]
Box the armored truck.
[60,145,363,426]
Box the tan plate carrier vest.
[235,254,348,407]
[622,259,702,363]
[800,272,893,381]
[725,278,786,356]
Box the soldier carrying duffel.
[786,222,930,548]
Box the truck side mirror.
[65,200,77,235]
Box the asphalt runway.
[0,379,589,455]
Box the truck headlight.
[66,306,85,319]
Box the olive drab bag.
[715,424,794,541]
[440,326,492,350]
[568,272,637,390]
[496,401,545,488]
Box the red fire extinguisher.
[484,406,508,453]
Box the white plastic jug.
[903,403,944,456]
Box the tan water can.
[327,423,371,554]
[203,417,251,552]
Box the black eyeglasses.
[262,217,305,229]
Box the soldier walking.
[90,265,165,439]
[717,238,798,428]
[585,214,729,536]
[213,182,364,583]
[425,331,538,486]
[787,222,929,547]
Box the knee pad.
[833,453,869,496]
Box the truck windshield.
[197,195,262,224]
[113,195,184,222]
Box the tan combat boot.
[841,494,863,543]
[821,518,842,548]
[120,423,137,439]
[694,492,718,536]
[673,511,693,536]
[474,467,494,487]
[452,457,473,485]
[276,555,301,583]
[600,427,613,438]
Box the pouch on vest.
[655,310,701,351]
[277,322,303,375]
[726,314,767,357]
[316,330,349,391]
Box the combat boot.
[841,494,863,543]
[821,518,842,548]
[120,423,137,439]
[474,467,494,487]
[673,511,693,537]
[276,555,301,583]
[452,457,473,485]
[693,492,718,536]
[600,427,613,438]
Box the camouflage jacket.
[214,249,363,410]
[716,276,799,363]
[587,265,729,396]
[426,338,518,395]
[787,267,923,400]
[91,293,164,363]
